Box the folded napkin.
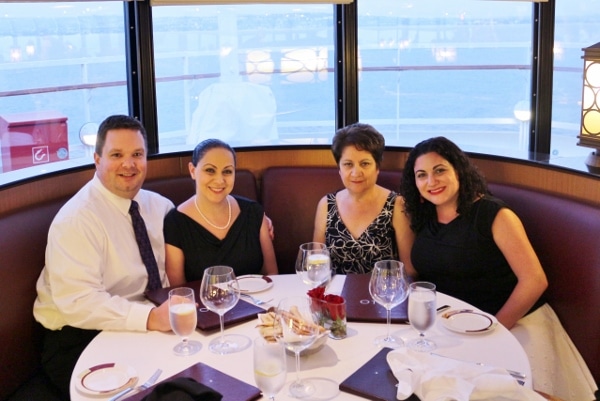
[386,348,546,401]
[141,377,222,401]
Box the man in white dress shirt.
[33,115,174,400]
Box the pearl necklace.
[194,195,231,230]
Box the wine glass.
[369,260,409,348]
[253,337,287,401]
[274,296,319,398]
[168,287,202,356]
[200,265,250,354]
[295,242,332,288]
[407,281,437,352]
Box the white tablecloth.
[70,274,532,400]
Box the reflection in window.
[0,1,128,179]
[358,0,533,157]
[153,4,335,151]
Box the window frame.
[130,1,556,160]
[2,0,595,186]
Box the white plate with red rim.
[237,275,273,293]
[441,309,498,334]
[76,363,138,396]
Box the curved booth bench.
[1,164,599,399]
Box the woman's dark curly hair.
[331,122,385,168]
[400,136,490,231]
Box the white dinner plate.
[76,363,138,396]
[237,275,273,293]
[441,309,498,334]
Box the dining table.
[70,273,532,401]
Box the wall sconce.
[577,42,600,174]
[79,122,98,157]
[513,100,531,151]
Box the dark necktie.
[129,200,162,291]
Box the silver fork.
[240,293,273,305]
[109,368,162,401]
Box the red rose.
[324,294,346,320]
[307,288,346,321]
[307,286,325,301]
[307,287,325,314]
[324,294,344,304]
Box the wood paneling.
[1,148,599,217]
[470,157,600,205]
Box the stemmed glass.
[274,296,319,398]
[168,287,202,356]
[295,242,332,288]
[407,281,437,352]
[200,265,250,354]
[369,260,409,348]
[253,337,287,401]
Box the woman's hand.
[265,214,275,240]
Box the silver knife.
[109,368,163,401]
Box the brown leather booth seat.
[1,166,599,400]
[488,182,600,388]
[0,198,68,401]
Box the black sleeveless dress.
[164,196,264,281]
[411,196,521,315]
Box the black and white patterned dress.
[325,191,398,274]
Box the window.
[152,4,336,152]
[358,0,534,157]
[2,0,600,185]
[0,1,128,182]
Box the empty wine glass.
[369,260,409,348]
[253,337,287,401]
[200,265,250,354]
[168,287,202,356]
[295,242,332,288]
[407,281,437,352]
[275,296,319,398]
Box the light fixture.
[577,42,600,174]
[513,100,530,151]
[79,122,98,157]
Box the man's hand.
[146,300,172,331]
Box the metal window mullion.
[335,1,358,130]
[124,0,159,154]
[530,0,555,158]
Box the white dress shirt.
[33,174,174,332]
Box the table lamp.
[577,42,600,174]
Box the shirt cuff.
[126,301,155,332]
